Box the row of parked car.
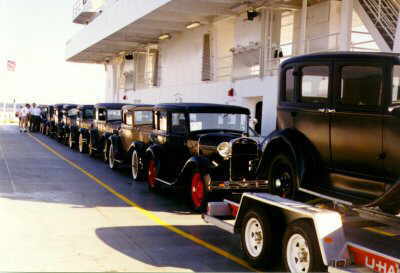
[37,52,400,216]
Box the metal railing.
[358,0,400,47]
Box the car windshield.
[84,109,94,119]
[107,109,122,121]
[68,108,78,117]
[189,113,248,132]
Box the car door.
[330,62,385,196]
[120,110,133,153]
[292,62,332,187]
[383,64,400,184]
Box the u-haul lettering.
[349,245,400,273]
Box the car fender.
[109,135,123,160]
[129,141,146,155]
[178,156,213,185]
[89,129,99,146]
[145,144,164,161]
[257,128,321,187]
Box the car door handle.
[327,109,336,113]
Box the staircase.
[358,0,400,49]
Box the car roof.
[154,103,250,114]
[62,104,78,110]
[94,103,130,109]
[77,104,94,110]
[122,104,154,111]
[281,51,400,67]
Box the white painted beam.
[299,0,307,54]
[340,0,353,51]
[393,15,400,52]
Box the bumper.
[208,179,269,191]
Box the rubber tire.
[283,219,326,273]
[69,132,74,150]
[240,207,276,268]
[78,133,87,153]
[88,138,95,157]
[131,149,145,182]
[189,172,209,213]
[268,153,297,199]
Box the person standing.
[30,103,41,132]
[19,104,30,133]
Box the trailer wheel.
[240,208,274,267]
[283,219,325,273]
[268,153,296,199]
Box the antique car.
[88,103,127,160]
[54,104,78,143]
[40,105,54,135]
[108,104,154,180]
[259,51,400,214]
[143,103,265,211]
[68,105,94,151]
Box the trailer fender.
[234,193,348,267]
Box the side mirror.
[389,106,400,117]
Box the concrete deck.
[0,125,256,272]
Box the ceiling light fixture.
[158,33,171,40]
[186,21,201,29]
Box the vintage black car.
[40,105,54,135]
[68,105,94,151]
[108,104,154,180]
[54,104,78,143]
[260,51,400,214]
[88,103,127,160]
[143,103,264,211]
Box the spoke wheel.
[269,154,296,199]
[69,133,74,149]
[88,139,95,157]
[78,134,85,153]
[190,172,207,212]
[108,144,117,169]
[103,142,109,163]
[147,159,158,191]
[131,150,141,181]
[283,220,326,273]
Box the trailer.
[203,193,400,273]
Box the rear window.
[134,111,153,125]
[340,66,382,107]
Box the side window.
[283,68,294,102]
[300,66,329,103]
[171,113,186,134]
[340,66,383,107]
[134,111,153,125]
[97,109,106,121]
[392,65,400,104]
[158,112,167,131]
[126,113,133,126]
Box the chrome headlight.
[217,142,232,159]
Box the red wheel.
[147,159,158,191]
[190,172,207,212]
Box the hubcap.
[147,160,156,188]
[287,234,310,273]
[132,151,139,180]
[245,218,264,258]
[191,173,205,208]
[272,161,292,198]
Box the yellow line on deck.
[28,133,259,272]
[363,227,397,237]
